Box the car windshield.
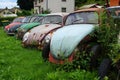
[13,17,24,22]
[106,7,120,17]
[41,15,62,24]
[65,11,98,25]
[29,16,38,22]
[22,16,31,23]
[33,16,43,23]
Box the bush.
[93,12,120,60]
[17,10,32,16]
[0,17,16,27]
[90,11,120,80]
[42,9,51,14]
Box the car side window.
[115,10,120,16]
[107,7,120,17]
[65,13,76,25]
[42,15,62,24]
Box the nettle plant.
[57,51,93,72]
[92,12,120,65]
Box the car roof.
[74,8,104,14]
[47,13,69,17]
[106,6,120,9]
[35,14,47,16]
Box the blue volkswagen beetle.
[42,8,103,63]
[42,7,119,80]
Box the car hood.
[9,24,23,30]
[20,22,40,30]
[5,22,21,29]
[25,24,62,44]
[50,24,95,59]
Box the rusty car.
[4,17,24,32]
[22,13,68,49]
[16,14,47,39]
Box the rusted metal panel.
[22,13,69,47]
[49,8,103,60]
[24,24,61,45]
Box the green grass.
[0,27,99,80]
[0,27,56,80]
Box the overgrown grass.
[0,27,99,80]
[0,27,56,79]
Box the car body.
[6,16,31,35]
[22,13,68,49]
[4,17,24,31]
[6,15,40,35]
[106,6,120,18]
[46,8,104,64]
[16,14,46,39]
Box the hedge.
[0,17,16,27]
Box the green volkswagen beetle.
[16,14,47,39]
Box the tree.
[42,9,51,14]
[17,0,34,10]
[75,0,87,7]
[17,10,32,16]
[75,0,106,7]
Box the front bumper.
[17,31,26,39]
[49,52,74,64]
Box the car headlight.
[23,32,30,42]
[44,32,54,43]
[45,34,51,43]
[7,28,9,31]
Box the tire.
[90,44,101,68]
[91,45,101,56]
[42,42,50,61]
[98,58,111,80]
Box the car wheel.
[42,42,50,61]
[90,44,101,68]
[98,58,111,80]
